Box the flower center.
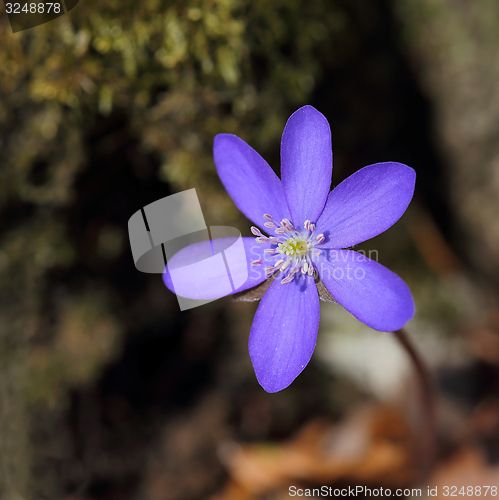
[277,238,308,257]
[250,214,326,285]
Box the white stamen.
[253,214,323,285]
[265,267,275,276]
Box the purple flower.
[163,105,415,393]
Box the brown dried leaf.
[232,274,276,302]
[213,405,415,498]
[233,274,335,303]
[316,278,335,303]
[430,447,499,497]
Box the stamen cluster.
[250,214,325,284]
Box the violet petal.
[281,105,332,226]
[214,134,291,226]
[249,275,320,392]
[316,250,415,331]
[163,237,274,300]
[316,162,416,248]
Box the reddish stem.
[393,328,437,475]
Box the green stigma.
[277,238,308,257]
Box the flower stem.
[393,328,437,475]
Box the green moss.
[0,0,359,495]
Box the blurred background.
[1,0,499,498]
